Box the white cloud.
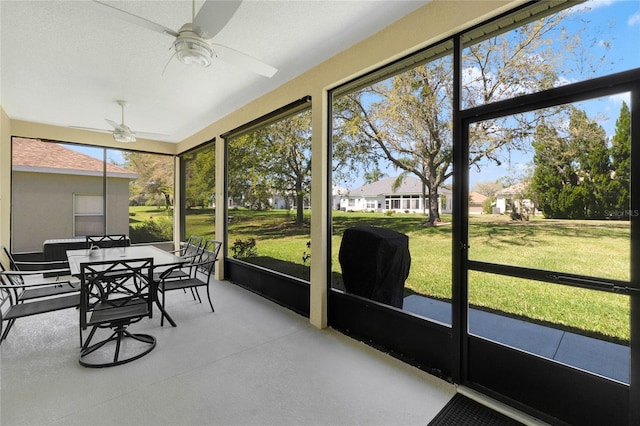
[609,92,631,106]
[628,13,640,26]
[582,0,617,11]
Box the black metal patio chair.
[0,246,79,302]
[0,274,80,343]
[152,235,204,282]
[79,257,155,368]
[156,241,221,326]
[85,234,130,248]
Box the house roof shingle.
[12,138,136,177]
[349,176,452,197]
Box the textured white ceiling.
[1,0,429,143]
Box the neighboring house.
[494,181,537,215]
[332,185,348,211]
[275,185,346,210]
[11,138,138,253]
[340,176,452,214]
[469,191,488,214]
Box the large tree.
[532,108,613,219]
[124,152,173,208]
[184,146,215,209]
[333,10,578,224]
[227,133,273,211]
[257,110,312,224]
[610,101,631,213]
[227,110,313,224]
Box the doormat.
[428,393,523,425]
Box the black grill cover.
[338,226,411,308]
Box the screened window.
[225,101,312,281]
[10,138,174,253]
[331,41,454,313]
[181,142,216,241]
[468,95,632,282]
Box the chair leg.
[79,325,156,368]
[160,290,165,327]
[81,326,99,351]
[1,318,16,342]
[206,286,214,313]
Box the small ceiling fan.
[93,0,278,78]
[71,100,165,143]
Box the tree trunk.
[421,183,427,216]
[428,190,440,224]
[296,180,305,224]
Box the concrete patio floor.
[1,279,456,426]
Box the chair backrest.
[182,236,204,260]
[1,246,18,271]
[0,265,18,307]
[79,257,154,330]
[85,235,130,249]
[202,240,222,262]
[197,241,222,277]
[0,247,26,288]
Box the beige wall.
[12,171,131,252]
[0,107,10,254]
[0,0,523,325]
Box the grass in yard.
[468,215,630,281]
[178,207,630,343]
[129,205,173,221]
[184,207,216,240]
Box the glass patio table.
[67,245,186,327]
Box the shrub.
[302,240,311,265]
[232,238,258,259]
[129,219,172,243]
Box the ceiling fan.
[71,100,164,143]
[93,0,278,78]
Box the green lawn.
[174,207,631,344]
[129,205,173,223]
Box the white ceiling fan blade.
[194,0,242,39]
[136,131,170,138]
[106,120,167,139]
[105,118,124,131]
[69,126,112,134]
[212,44,277,78]
[92,1,179,38]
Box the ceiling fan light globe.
[174,37,213,68]
[113,131,136,143]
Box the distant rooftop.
[349,176,452,197]
[12,138,137,178]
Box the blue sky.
[469,0,640,188]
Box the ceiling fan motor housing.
[174,24,213,68]
[113,130,136,143]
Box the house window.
[73,194,104,237]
